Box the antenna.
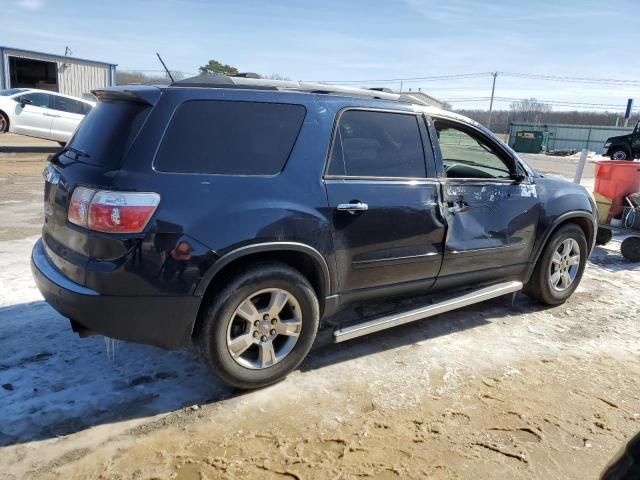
[155,52,175,83]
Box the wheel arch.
[0,109,9,132]
[193,242,332,321]
[608,144,631,158]
[524,211,596,283]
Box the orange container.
[594,160,640,221]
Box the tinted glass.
[66,99,150,168]
[328,110,426,178]
[0,88,27,96]
[435,122,511,179]
[52,96,85,114]
[20,92,50,108]
[82,103,93,115]
[155,100,306,175]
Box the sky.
[1,0,639,113]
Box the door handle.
[447,199,471,213]
[337,202,369,214]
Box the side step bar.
[333,280,523,343]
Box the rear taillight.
[68,187,160,234]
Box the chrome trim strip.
[32,238,98,296]
[333,280,523,342]
[352,251,440,267]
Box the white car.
[0,88,94,145]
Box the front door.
[324,109,445,302]
[431,117,541,288]
[12,91,53,139]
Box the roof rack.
[170,74,432,106]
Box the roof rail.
[170,74,433,106]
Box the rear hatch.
[42,87,159,286]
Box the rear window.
[66,100,150,168]
[154,100,306,175]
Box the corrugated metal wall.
[0,48,114,99]
[508,122,634,153]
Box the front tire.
[524,224,588,305]
[196,262,319,389]
[0,112,8,133]
[610,149,629,160]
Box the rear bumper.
[31,238,201,350]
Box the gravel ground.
[0,133,638,479]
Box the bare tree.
[262,73,291,80]
[509,98,552,123]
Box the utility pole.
[487,71,498,130]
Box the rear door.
[49,95,87,142]
[324,108,445,302]
[12,91,54,138]
[632,121,640,157]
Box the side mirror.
[19,98,32,107]
[513,173,527,183]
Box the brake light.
[68,187,160,233]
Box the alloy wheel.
[612,150,628,160]
[226,288,302,369]
[548,238,581,292]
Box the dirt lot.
[0,133,638,479]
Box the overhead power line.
[498,72,640,86]
[443,96,636,111]
[310,71,640,87]
[309,72,493,84]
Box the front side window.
[434,120,512,179]
[52,96,85,114]
[328,110,426,178]
[19,92,50,108]
[155,100,306,175]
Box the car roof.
[98,77,485,131]
[14,88,95,105]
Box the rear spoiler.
[91,86,161,106]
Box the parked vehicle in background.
[0,88,94,145]
[602,120,640,160]
[31,76,598,390]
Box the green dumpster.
[512,130,543,154]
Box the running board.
[333,281,523,343]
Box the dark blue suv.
[31,75,598,388]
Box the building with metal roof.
[0,46,116,100]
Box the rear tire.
[524,224,588,305]
[195,262,319,389]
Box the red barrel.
[595,160,640,219]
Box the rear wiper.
[62,146,91,160]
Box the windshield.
[0,88,28,97]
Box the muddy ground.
[0,133,637,479]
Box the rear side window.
[155,100,306,175]
[66,100,150,169]
[52,96,85,114]
[328,110,426,178]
